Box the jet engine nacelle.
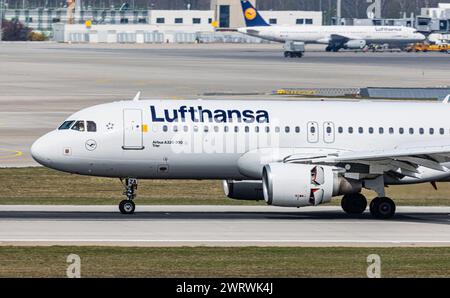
[223,180,264,201]
[344,39,367,49]
[262,163,362,208]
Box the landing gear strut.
[119,178,137,214]
[365,176,396,219]
[341,193,367,214]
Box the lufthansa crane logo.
[85,139,97,151]
[245,8,257,21]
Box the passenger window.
[419,128,424,134]
[162,125,168,132]
[71,120,85,132]
[358,127,363,134]
[430,128,434,135]
[87,121,97,132]
[399,128,404,134]
[255,127,260,133]
[440,128,445,135]
[295,126,300,133]
[369,127,374,134]
[265,127,270,133]
[234,126,239,133]
[204,126,209,132]
[224,126,229,132]
[409,128,414,135]
[348,127,353,134]
[285,126,290,133]
[275,127,280,133]
[245,126,250,133]
[326,127,331,134]
[310,126,316,133]
[173,126,178,132]
[184,126,189,132]
[59,120,75,130]
[338,127,343,134]
[389,127,394,134]
[214,126,219,133]
[379,127,384,134]
[193,126,199,132]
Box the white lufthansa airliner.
[238,0,425,52]
[32,93,450,219]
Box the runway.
[1,205,450,247]
[1,43,450,167]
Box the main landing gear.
[369,197,396,219]
[341,193,396,219]
[325,45,341,52]
[119,178,138,214]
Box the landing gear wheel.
[370,197,396,219]
[341,193,367,214]
[119,178,138,214]
[284,51,289,58]
[325,46,332,52]
[119,200,135,215]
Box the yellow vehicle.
[427,44,450,52]
[407,43,450,52]
[405,43,428,52]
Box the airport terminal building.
[1,0,450,43]
[1,0,322,43]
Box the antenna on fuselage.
[133,91,141,102]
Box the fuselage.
[31,99,450,183]
[237,25,425,45]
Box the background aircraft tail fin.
[240,0,270,27]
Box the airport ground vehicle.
[283,41,305,58]
[406,43,450,52]
[428,44,450,52]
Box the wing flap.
[284,145,450,177]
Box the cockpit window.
[71,120,85,132]
[87,121,97,132]
[58,120,75,130]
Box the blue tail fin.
[240,0,270,27]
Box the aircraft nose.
[31,133,56,166]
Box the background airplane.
[31,94,450,219]
[237,0,425,52]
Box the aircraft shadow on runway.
[0,210,448,225]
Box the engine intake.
[262,163,361,208]
[344,39,367,49]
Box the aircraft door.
[307,121,319,143]
[123,109,144,150]
[323,122,335,143]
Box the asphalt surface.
[1,205,449,247]
[1,43,449,167]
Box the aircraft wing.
[284,145,450,178]
[329,34,363,42]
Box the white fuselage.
[237,25,425,45]
[32,99,450,185]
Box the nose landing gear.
[119,178,138,214]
